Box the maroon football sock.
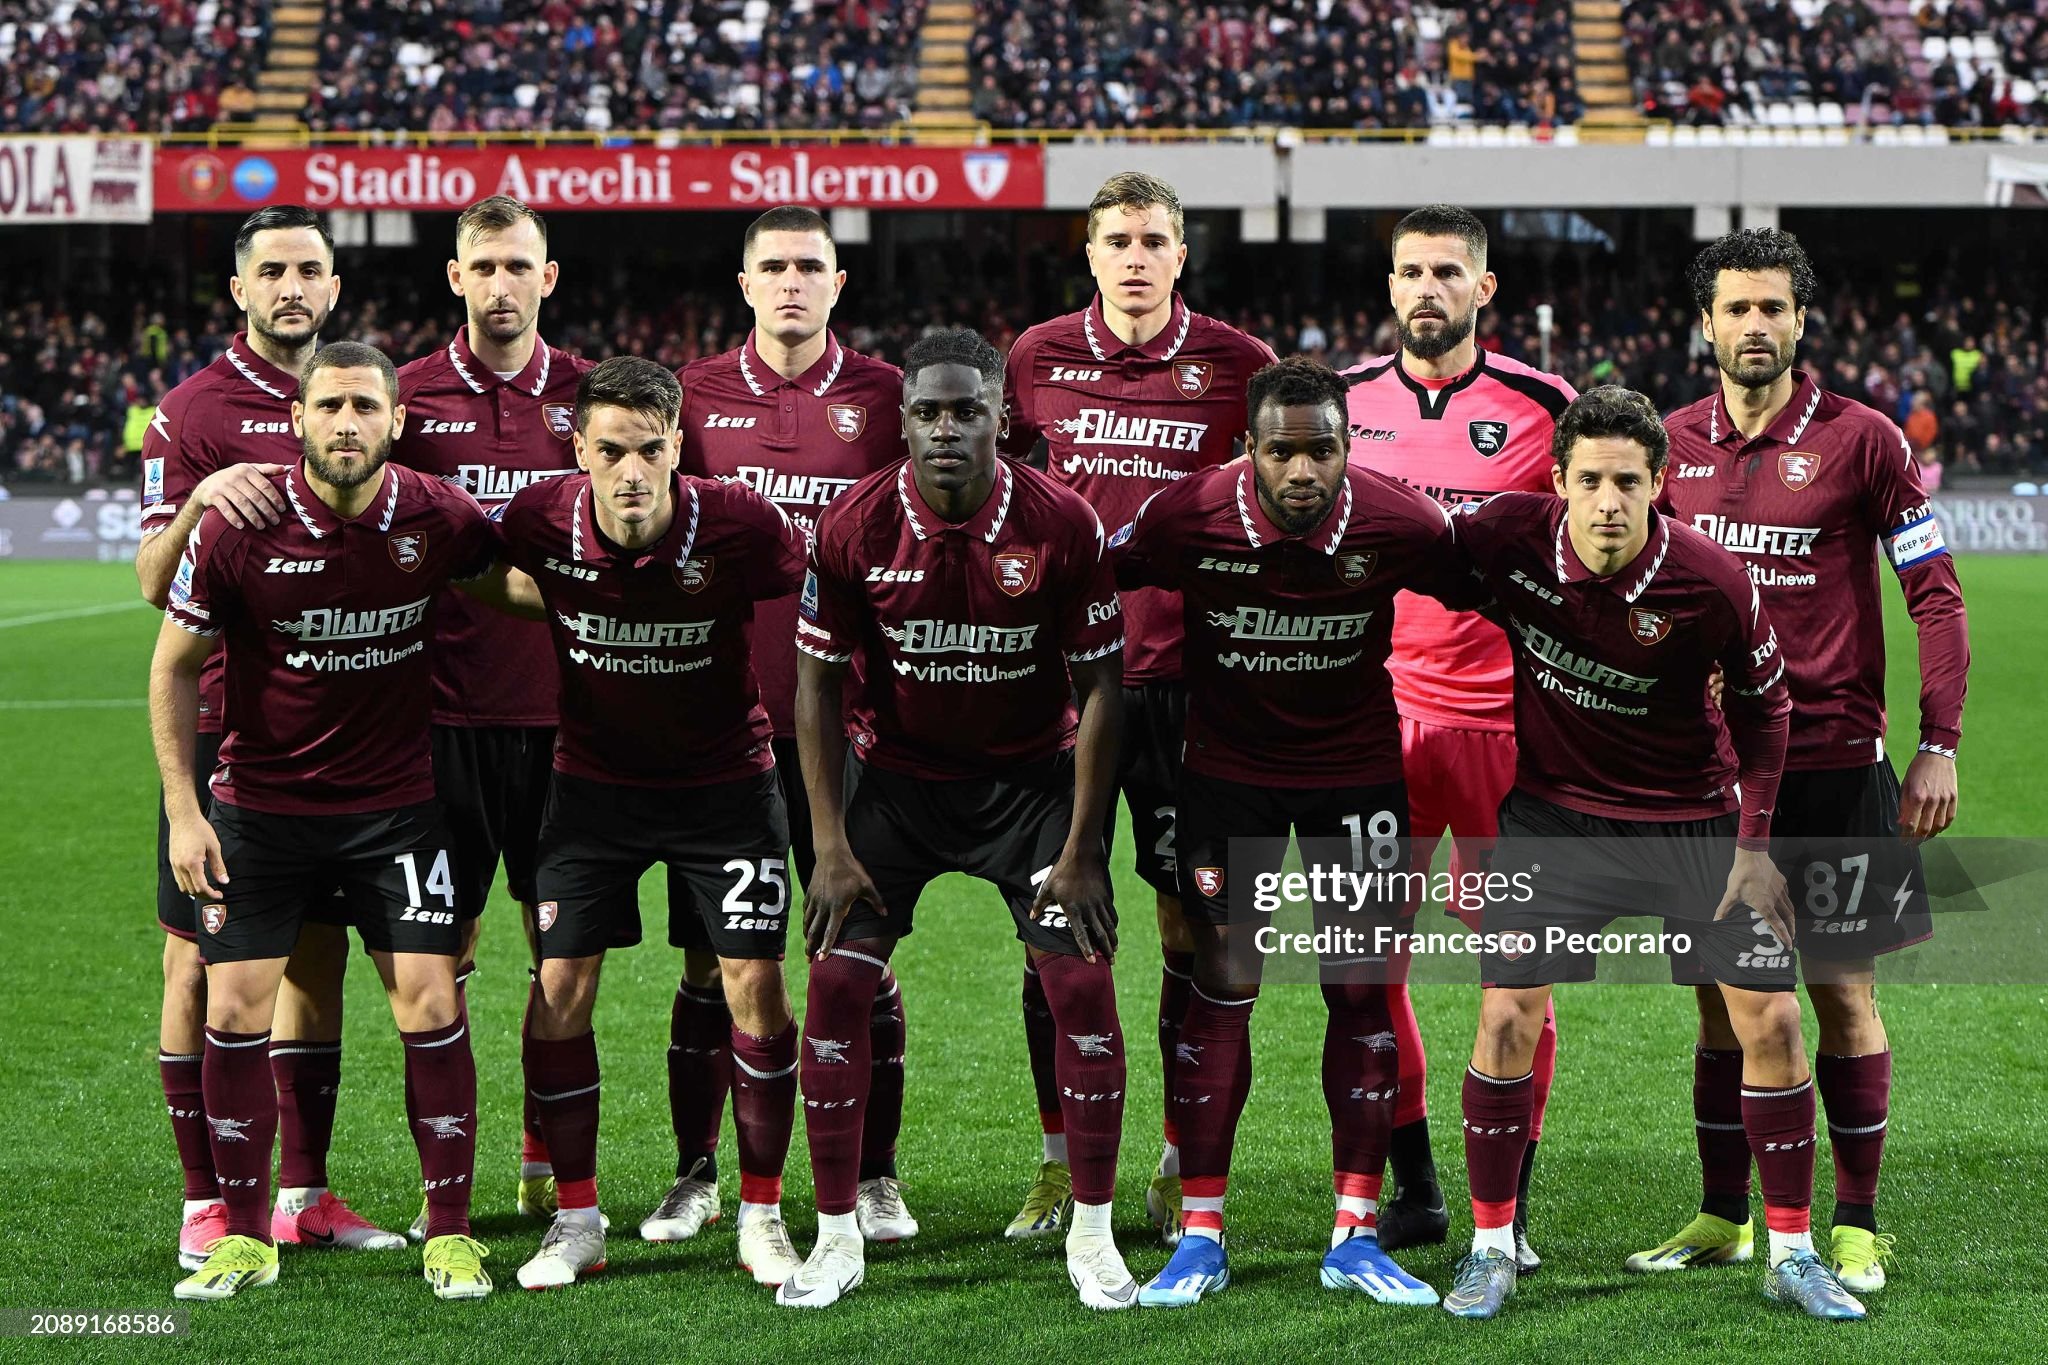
[1743,1078,1817,1237]
[1694,1046,1753,1222]
[732,1022,798,1206]
[1173,983,1258,1185]
[403,1017,478,1239]
[800,948,886,1215]
[1020,957,1063,1137]
[1817,1051,1889,1228]
[159,1051,219,1200]
[270,1039,340,1190]
[1389,977,1430,1129]
[860,973,906,1182]
[202,1028,276,1241]
[1461,1066,1533,1230]
[520,973,553,1167]
[524,1023,599,1212]
[1529,998,1557,1140]
[668,980,731,1177]
[1035,953,1126,1206]
[1158,950,1195,1146]
[1322,981,1397,1183]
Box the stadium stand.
[966,0,1582,131]
[0,0,273,132]
[302,0,927,133]
[1625,0,2048,132]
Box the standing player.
[784,331,1134,1309]
[1114,358,1486,1309]
[1636,228,1968,1291]
[489,358,814,1292]
[152,343,511,1301]
[1443,387,1862,1322]
[666,206,916,1247]
[1001,171,1274,1243]
[1342,205,1575,1269]
[135,206,402,1267]
[392,195,592,1228]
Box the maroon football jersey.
[1454,492,1790,844]
[1664,370,1968,768]
[1114,461,1482,788]
[1002,293,1275,685]
[393,328,592,729]
[498,471,808,788]
[140,333,305,734]
[166,462,497,816]
[798,457,1124,781]
[677,330,905,736]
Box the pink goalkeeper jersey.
[1342,349,1576,730]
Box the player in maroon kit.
[391,195,593,1232]
[1000,171,1275,1244]
[785,330,1135,1310]
[667,206,917,1248]
[476,358,816,1292]
[152,343,517,1302]
[1343,206,1576,1268]
[1113,357,1487,1309]
[1636,228,1969,1293]
[1443,387,1865,1323]
[134,207,402,1268]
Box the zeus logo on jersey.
[1676,464,1717,479]
[1688,515,1821,557]
[1051,408,1208,451]
[451,466,571,501]
[544,556,598,581]
[555,611,713,648]
[1047,366,1103,382]
[736,466,861,508]
[885,620,1038,654]
[264,557,327,574]
[1206,606,1372,642]
[704,413,758,429]
[1509,567,1564,605]
[271,596,431,641]
[418,419,478,434]
[239,419,291,435]
[1510,619,1656,693]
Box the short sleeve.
[731,484,811,600]
[166,512,237,637]
[441,484,500,583]
[140,389,218,536]
[1110,485,1177,590]
[998,335,1041,460]
[795,514,862,665]
[1057,506,1124,665]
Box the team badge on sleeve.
[1468,420,1509,457]
[675,557,714,594]
[1337,551,1376,584]
[388,533,427,571]
[1192,868,1225,898]
[992,551,1038,596]
[1778,452,1821,490]
[1629,607,1672,645]
[144,457,166,506]
[827,404,867,442]
[1174,361,1213,397]
[799,568,821,619]
[543,403,576,439]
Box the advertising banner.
[155,144,1043,212]
[0,137,151,223]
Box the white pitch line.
[0,600,150,630]
[0,698,147,710]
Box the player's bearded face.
[296,369,397,491]
[454,222,557,348]
[1390,235,1491,364]
[236,227,336,350]
[1706,269,1803,390]
[1251,402,1347,535]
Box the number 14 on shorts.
[395,850,457,924]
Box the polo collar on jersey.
[1393,348,1488,419]
[285,459,401,540]
[225,332,298,400]
[1234,465,1353,553]
[1551,499,1670,602]
[571,472,700,569]
[896,455,1013,543]
[447,326,553,399]
[1705,368,1822,446]
[738,329,848,399]
[1083,292,1192,364]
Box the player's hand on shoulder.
[1897,750,1958,843]
[168,812,228,900]
[1715,846,1794,948]
[193,462,288,531]
[1033,852,1116,963]
[803,845,887,960]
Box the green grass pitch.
[0,556,2041,1361]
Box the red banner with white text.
[155,144,1043,213]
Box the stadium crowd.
[304,0,926,133]
[0,0,272,132]
[1626,0,2048,128]
[969,1,1582,131]
[7,261,2043,487]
